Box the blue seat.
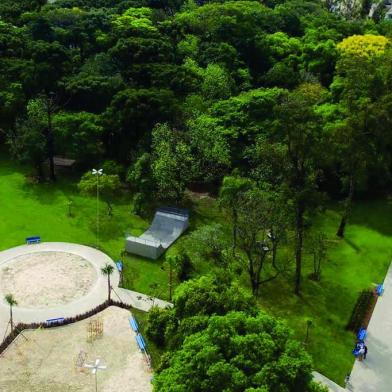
[129,316,139,332]
[136,334,146,352]
[46,317,65,326]
[376,284,384,296]
[357,327,367,342]
[116,261,123,272]
[139,333,147,348]
[26,236,41,244]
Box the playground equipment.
[87,318,103,343]
[125,207,189,259]
[75,350,88,372]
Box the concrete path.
[348,263,392,392]
[314,263,392,392]
[0,242,171,343]
[313,372,346,392]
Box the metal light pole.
[92,169,103,247]
[84,358,107,392]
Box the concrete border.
[0,242,119,339]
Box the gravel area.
[0,251,97,309]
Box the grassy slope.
[190,197,392,385]
[1,156,391,384]
[0,157,168,298]
[257,203,392,384]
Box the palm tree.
[5,294,17,333]
[101,264,114,302]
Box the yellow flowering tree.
[337,34,389,58]
[331,34,390,237]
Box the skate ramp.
[125,208,189,259]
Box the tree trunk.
[232,209,238,254]
[47,129,56,182]
[10,306,13,333]
[247,251,258,296]
[46,96,56,182]
[271,239,278,271]
[106,201,113,217]
[294,202,304,295]
[337,174,354,238]
[169,263,173,301]
[107,276,111,302]
[251,278,259,296]
[36,161,44,182]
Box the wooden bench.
[26,236,41,245]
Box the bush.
[346,289,375,332]
[146,307,174,347]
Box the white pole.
[96,173,99,248]
[92,169,102,248]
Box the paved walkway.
[0,242,171,343]
[314,263,392,392]
[348,263,392,392]
[313,372,346,392]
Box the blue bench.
[357,327,367,342]
[116,261,123,272]
[139,333,146,348]
[129,316,139,332]
[136,334,146,352]
[376,283,384,296]
[46,317,65,326]
[26,236,41,245]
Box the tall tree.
[7,99,47,181]
[101,263,114,302]
[219,176,253,252]
[154,311,327,392]
[236,188,286,296]
[332,35,389,237]
[254,83,325,294]
[151,123,194,203]
[4,294,17,334]
[78,172,121,216]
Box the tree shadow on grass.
[344,238,361,253]
[348,200,392,237]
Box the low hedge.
[346,289,376,332]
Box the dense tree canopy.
[1,0,392,388]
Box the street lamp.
[84,358,107,392]
[92,169,103,247]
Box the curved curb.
[0,242,119,329]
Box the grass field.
[0,156,168,297]
[1,154,391,385]
[257,202,392,384]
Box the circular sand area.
[0,251,97,309]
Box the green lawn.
[0,155,168,298]
[187,197,392,385]
[1,155,392,385]
[256,203,392,384]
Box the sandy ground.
[0,252,97,308]
[0,307,152,392]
